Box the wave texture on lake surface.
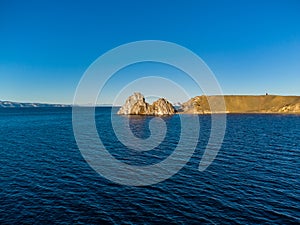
[0,108,299,224]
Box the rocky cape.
[117,92,176,115]
[118,93,300,115]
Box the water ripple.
[0,108,299,224]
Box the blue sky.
[0,0,299,104]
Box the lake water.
[0,107,299,224]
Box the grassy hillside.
[180,95,300,114]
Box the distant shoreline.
[1,95,300,114]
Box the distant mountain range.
[0,100,70,108]
[0,100,116,108]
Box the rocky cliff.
[117,92,176,115]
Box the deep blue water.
[0,107,299,224]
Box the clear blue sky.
[0,0,299,104]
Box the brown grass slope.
[180,95,300,114]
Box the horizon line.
[1,93,300,106]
